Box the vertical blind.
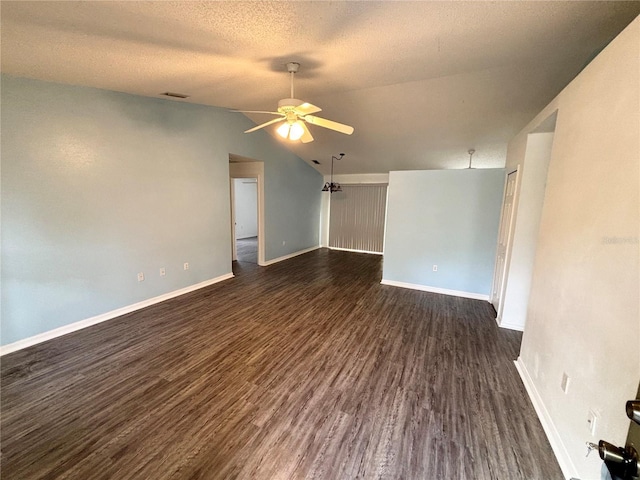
[329,184,387,253]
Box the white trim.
[514,357,577,480]
[380,279,490,301]
[496,317,525,332]
[328,246,383,255]
[230,177,238,261]
[260,246,320,266]
[326,173,389,184]
[0,273,234,356]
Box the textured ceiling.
[2,1,639,174]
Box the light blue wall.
[383,169,504,296]
[263,150,322,259]
[1,75,322,346]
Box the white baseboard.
[0,273,234,356]
[496,317,525,332]
[514,357,577,480]
[259,246,320,266]
[380,279,490,301]
[328,246,383,255]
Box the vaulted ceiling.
[2,1,638,174]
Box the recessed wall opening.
[328,184,388,254]
[492,110,557,331]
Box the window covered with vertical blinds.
[328,184,387,254]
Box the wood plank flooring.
[1,249,563,479]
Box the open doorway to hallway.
[232,177,258,264]
[229,155,265,266]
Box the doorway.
[492,113,557,330]
[232,177,258,264]
[229,157,265,266]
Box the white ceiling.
[1,1,638,175]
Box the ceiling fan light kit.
[277,121,305,141]
[236,62,354,143]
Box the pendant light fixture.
[322,153,345,193]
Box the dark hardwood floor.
[236,236,257,264]
[1,249,563,479]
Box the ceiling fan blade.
[293,102,322,116]
[303,115,354,135]
[244,117,284,133]
[300,121,314,143]
[231,110,282,115]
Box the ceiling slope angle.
[1,1,639,174]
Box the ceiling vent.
[160,92,189,99]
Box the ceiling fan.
[234,62,354,143]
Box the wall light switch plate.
[183,262,189,270]
[433,265,438,272]
[160,267,166,277]
[137,272,144,282]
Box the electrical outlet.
[561,372,570,394]
[184,262,189,270]
[137,272,144,282]
[587,409,598,436]
[282,240,286,246]
[433,265,438,272]
[160,267,166,277]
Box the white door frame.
[229,160,265,266]
[230,178,238,261]
[491,167,520,321]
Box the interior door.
[491,170,519,313]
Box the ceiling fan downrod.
[287,62,300,99]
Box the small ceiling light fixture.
[467,149,476,169]
[322,153,345,193]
